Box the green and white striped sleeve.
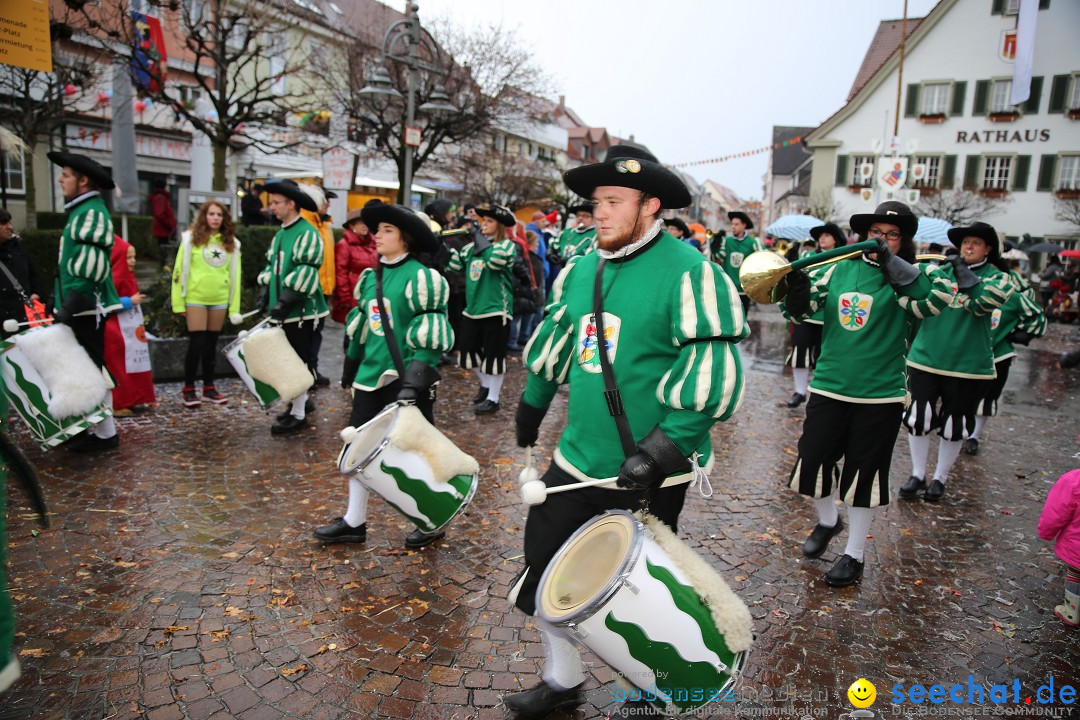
[1016,288,1048,338]
[66,208,114,283]
[257,235,276,286]
[444,245,466,274]
[656,261,748,422]
[963,271,1014,317]
[486,240,516,272]
[404,268,454,358]
[897,263,954,319]
[522,256,581,387]
[283,229,323,295]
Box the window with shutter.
[963,155,981,190]
[982,156,1012,190]
[850,156,875,187]
[921,83,950,115]
[973,80,990,115]
[835,155,849,187]
[1048,74,1070,113]
[1058,156,1080,191]
[913,155,942,189]
[1036,155,1058,192]
[1070,75,1080,111]
[990,0,1005,14]
[1022,77,1043,114]
[1014,155,1031,192]
[905,84,919,117]
[950,81,967,116]
[942,155,957,189]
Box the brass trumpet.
[740,240,878,304]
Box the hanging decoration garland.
[673,135,804,168]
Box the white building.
[805,0,1080,246]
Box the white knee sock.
[792,368,810,396]
[473,368,486,386]
[486,374,505,403]
[343,478,368,527]
[538,619,585,690]
[970,416,987,440]
[844,507,876,562]
[93,392,117,439]
[811,495,838,528]
[290,391,308,420]
[908,434,930,480]
[933,439,963,483]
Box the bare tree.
[805,188,843,223]
[0,24,104,228]
[451,138,558,209]
[322,16,553,204]
[917,189,1011,226]
[1054,196,1080,233]
[62,0,323,191]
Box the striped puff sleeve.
[656,261,749,422]
[1015,287,1048,338]
[522,256,581,386]
[257,235,275,287]
[66,208,114,283]
[959,270,1014,316]
[404,267,454,356]
[897,263,955,320]
[345,270,373,361]
[444,245,466,274]
[282,228,324,295]
[485,240,516,272]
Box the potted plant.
[988,110,1020,122]
[918,113,947,124]
[1055,188,1080,199]
[847,184,868,193]
[978,187,1009,198]
[1067,108,1080,120]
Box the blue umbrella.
[913,217,953,246]
[764,214,825,241]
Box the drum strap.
[0,258,33,307]
[375,264,407,377]
[592,259,636,459]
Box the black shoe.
[277,399,314,422]
[312,518,367,543]
[473,385,488,404]
[503,680,584,719]
[898,475,926,499]
[405,529,445,549]
[610,697,663,719]
[924,479,945,502]
[68,433,119,453]
[787,392,806,408]
[314,372,331,387]
[305,398,315,414]
[824,554,864,587]
[802,517,844,558]
[271,415,309,435]
[202,386,228,404]
[474,399,500,415]
[181,387,202,407]
[963,437,979,455]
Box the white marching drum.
[337,403,479,536]
[224,320,313,408]
[536,510,753,715]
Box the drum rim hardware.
[338,404,396,475]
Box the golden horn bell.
[740,251,794,304]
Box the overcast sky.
[381,0,940,201]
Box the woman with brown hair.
[171,200,242,406]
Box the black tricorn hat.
[567,200,595,216]
[563,145,691,209]
[727,211,754,230]
[947,221,1000,259]
[254,179,318,213]
[424,198,456,222]
[810,222,847,247]
[47,151,115,191]
[475,204,516,228]
[324,189,338,199]
[361,203,438,254]
[664,217,692,238]
[850,201,919,239]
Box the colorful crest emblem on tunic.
[991,308,1002,330]
[367,298,391,337]
[469,259,484,282]
[837,292,872,331]
[729,252,745,269]
[578,312,620,373]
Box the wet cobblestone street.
[3,307,1079,720]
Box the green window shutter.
[1036,155,1058,191]
[1013,155,1031,191]
[942,155,958,188]
[1022,76,1043,114]
[1038,0,1050,9]
[950,81,967,116]
[835,155,849,186]
[963,155,981,190]
[905,84,920,117]
[991,0,1004,13]
[1048,74,1070,113]
[973,80,990,115]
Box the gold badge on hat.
[624,159,641,174]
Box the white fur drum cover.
[14,324,108,419]
[242,327,314,401]
[389,405,479,482]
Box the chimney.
[559,95,565,108]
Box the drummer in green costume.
[253,180,328,436]
[47,151,123,452]
[547,200,597,267]
[710,210,764,316]
[508,146,748,720]
[315,204,453,549]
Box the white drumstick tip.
[2,319,19,334]
[339,426,359,443]
[229,313,244,325]
[520,479,547,505]
[517,465,540,486]
[237,329,248,339]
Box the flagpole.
[894,0,908,137]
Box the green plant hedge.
[34,213,159,260]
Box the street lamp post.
[358,2,456,206]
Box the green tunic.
[710,234,765,295]
[0,383,13,692]
[781,257,954,403]
[990,274,1047,362]
[906,261,1014,379]
[552,225,597,260]
[345,256,454,391]
[523,228,748,484]
[56,192,121,315]
[256,216,328,322]
[445,238,516,320]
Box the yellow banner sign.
[0,0,52,73]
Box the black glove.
[948,255,981,292]
[472,228,491,253]
[865,238,920,287]
[53,290,95,325]
[710,235,724,256]
[254,285,269,313]
[784,269,811,316]
[396,360,440,403]
[546,248,563,267]
[615,426,691,491]
[1007,328,1032,346]
[270,288,303,320]
[341,355,360,388]
[515,398,547,447]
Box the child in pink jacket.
[1037,468,1080,627]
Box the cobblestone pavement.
[3,308,1079,720]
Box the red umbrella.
[1060,249,1080,259]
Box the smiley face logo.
[847,678,876,708]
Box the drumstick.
[2,318,51,333]
[520,476,616,505]
[229,309,261,325]
[517,446,540,486]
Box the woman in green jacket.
[171,201,242,407]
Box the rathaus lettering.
[956,129,1050,143]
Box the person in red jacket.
[104,236,155,414]
[149,179,176,249]
[332,207,378,326]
